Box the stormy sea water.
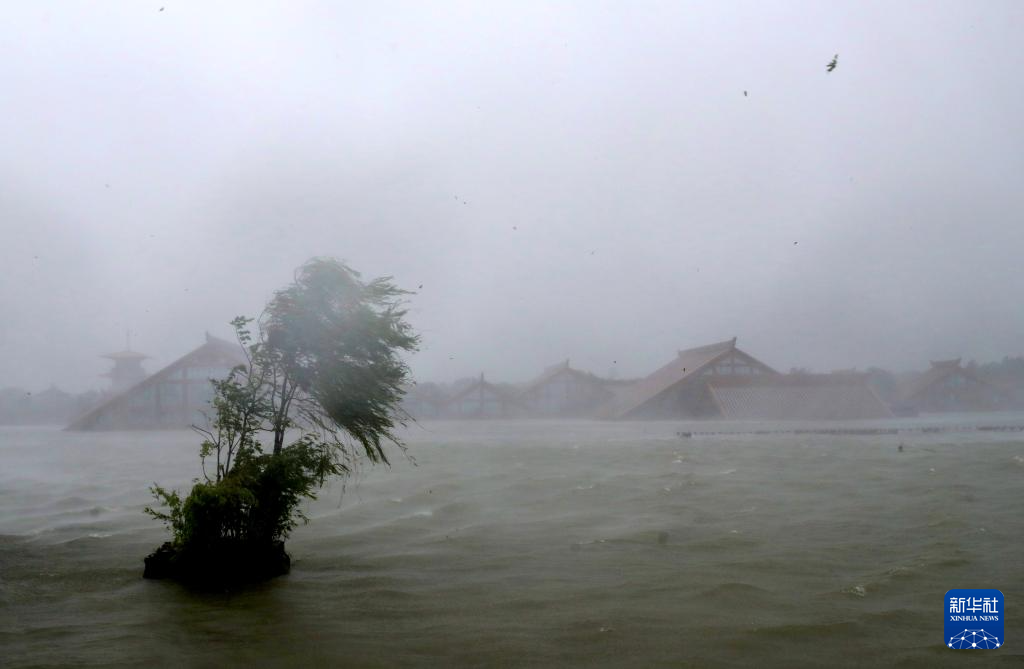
[2,418,1023,668]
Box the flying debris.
[826,54,838,72]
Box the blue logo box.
[945,589,1004,649]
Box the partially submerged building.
[899,358,1010,413]
[441,374,527,419]
[101,347,149,393]
[599,338,894,421]
[0,385,91,425]
[706,374,893,421]
[603,338,778,419]
[400,382,448,420]
[517,360,616,417]
[68,334,246,430]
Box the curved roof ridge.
[677,337,736,358]
[929,358,962,368]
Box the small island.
[143,258,418,587]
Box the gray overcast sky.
[3,1,1023,392]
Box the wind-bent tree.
[144,258,418,584]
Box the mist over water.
[3,419,1023,667]
[4,2,1024,391]
[4,2,1024,666]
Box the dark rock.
[143,540,290,587]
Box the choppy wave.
[1,419,1023,666]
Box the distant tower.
[101,331,149,393]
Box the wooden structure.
[603,338,778,419]
[900,359,1009,413]
[68,334,246,430]
[441,374,526,419]
[0,385,81,425]
[706,373,893,421]
[400,382,448,420]
[517,360,614,417]
[101,349,149,393]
